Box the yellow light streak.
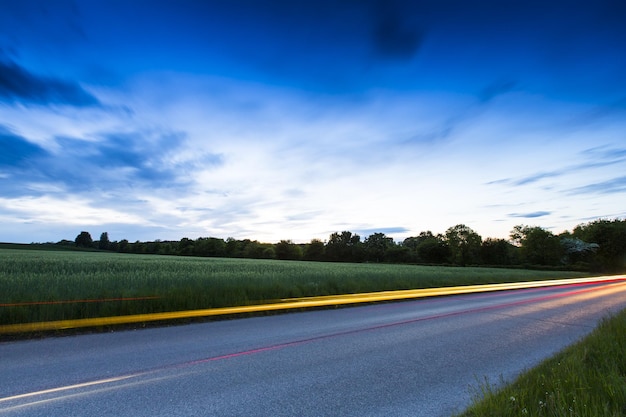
[1,275,624,335]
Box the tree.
[98,232,110,250]
[403,231,450,264]
[573,219,626,272]
[383,245,412,263]
[75,231,93,248]
[193,237,226,257]
[242,240,271,259]
[303,239,325,261]
[325,231,362,262]
[117,239,129,253]
[144,240,161,254]
[177,237,194,256]
[510,225,562,266]
[224,237,241,257]
[274,240,303,260]
[560,237,598,268]
[480,238,517,265]
[445,224,482,266]
[363,233,393,262]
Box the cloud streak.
[567,176,626,196]
[1,125,223,198]
[0,125,48,166]
[0,58,100,107]
[490,146,626,188]
[508,211,551,219]
[354,227,411,237]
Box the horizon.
[1,1,625,244]
[10,217,618,246]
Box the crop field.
[0,249,587,326]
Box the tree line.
[67,219,626,273]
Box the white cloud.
[2,69,625,244]
[0,195,147,226]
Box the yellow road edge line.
[2,275,624,334]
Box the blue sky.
[1,0,625,244]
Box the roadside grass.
[458,308,626,417]
[0,248,587,325]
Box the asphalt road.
[1,280,626,416]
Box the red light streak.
[0,296,160,307]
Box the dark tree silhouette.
[98,232,110,250]
[75,231,93,248]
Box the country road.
[1,280,626,416]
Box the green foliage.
[325,231,363,262]
[560,237,599,269]
[481,238,518,266]
[383,245,412,263]
[446,224,482,266]
[511,225,563,266]
[98,232,110,250]
[303,239,325,261]
[403,231,451,264]
[74,231,93,248]
[193,237,226,257]
[363,232,394,262]
[53,218,626,271]
[274,240,303,260]
[573,219,626,272]
[458,308,626,417]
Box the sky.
[1,0,625,244]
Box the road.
[1,279,626,416]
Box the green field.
[457,308,626,417]
[0,248,587,326]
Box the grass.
[0,248,587,326]
[457,308,626,417]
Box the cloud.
[402,122,454,145]
[400,79,518,146]
[0,58,100,107]
[567,176,626,195]
[566,97,626,126]
[354,227,410,237]
[55,130,222,190]
[508,211,551,218]
[0,125,48,166]
[1,126,223,198]
[580,145,626,162]
[0,195,147,226]
[490,145,626,188]
[512,172,562,186]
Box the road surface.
[1,279,625,416]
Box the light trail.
[0,296,160,307]
[0,375,139,404]
[1,279,625,413]
[1,275,624,334]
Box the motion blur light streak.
[0,277,626,415]
[0,296,160,307]
[0,371,192,413]
[0,375,138,404]
[1,276,623,334]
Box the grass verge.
[457,308,626,417]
